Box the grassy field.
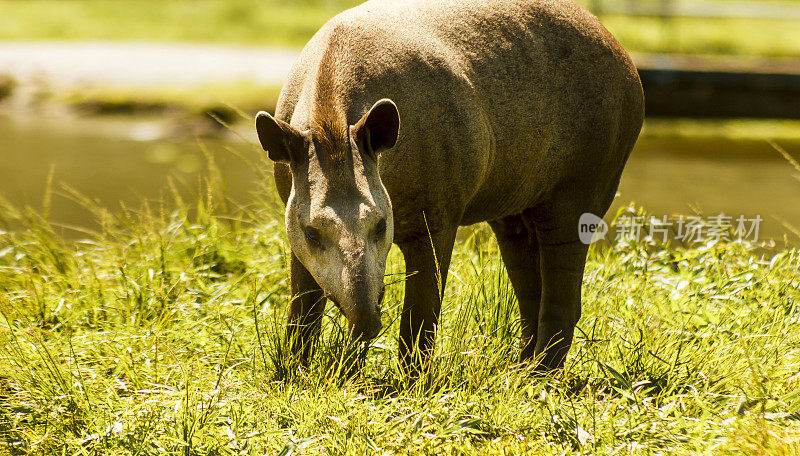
[1,0,799,57]
[4,2,800,453]
[0,0,360,48]
[1,141,800,455]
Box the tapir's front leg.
[286,253,327,363]
[397,227,458,376]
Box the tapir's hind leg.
[527,204,591,370]
[488,216,543,362]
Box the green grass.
[1,138,800,454]
[602,14,800,58]
[59,81,283,121]
[642,118,800,141]
[0,0,361,48]
[1,0,799,57]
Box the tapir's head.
[255,99,400,341]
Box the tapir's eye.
[304,226,323,248]
[374,218,387,239]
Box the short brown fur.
[259,0,644,374]
[309,34,352,166]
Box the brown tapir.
[256,0,643,373]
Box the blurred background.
[1,0,799,241]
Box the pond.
[2,115,800,243]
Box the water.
[612,136,800,242]
[2,116,800,241]
[0,116,267,234]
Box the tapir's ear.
[255,111,305,163]
[354,99,400,157]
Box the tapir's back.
[275,0,643,233]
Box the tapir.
[255,0,643,373]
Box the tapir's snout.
[348,295,383,341]
[350,310,382,341]
[339,281,385,341]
